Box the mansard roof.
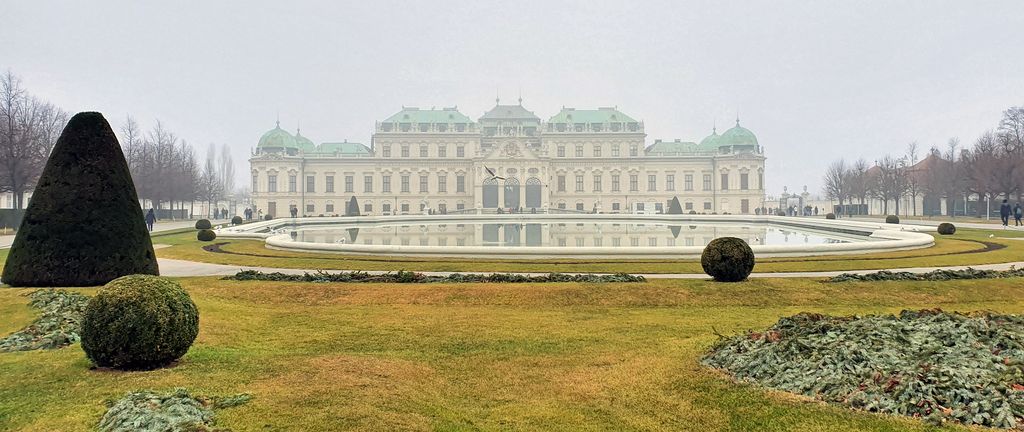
[548,107,638,124]
[382,106,473,124]
[479,104,541,123]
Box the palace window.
[648,174,657,191]
[383,203,391,214]
[557,175,566,192]
[721,173,729,190]
[419,174,428,193]
[401,146,409,157]
[382,146,391,157]
[365,203,373,213]
[306,204,314,213]
[306,176,315,193]
[611,175,620,192]
[666,174,675,191]
[419,145,428,157]
[593,175,602,192]
[252,174,258,192]
[685,202,693,210]
[557,146,565,157]
[740,173,749,190]
[612,202,620,211]
[576,203,584,211]
[438,145,447,158]
[611,145,620,157]
[382,175,391,193]
[326,204,334,213]
[593,146,601,157]
[401,175,410,193]
[326,175,335,193]
[630,145,638,157]
[575,175,584,192]
[456,175,465,193]
[438,175,447,193]
[363,175,373,192]
[345,175,354,193]
[704,201,712,210]
[267,175,277,192]
[288,175,296,192]
[685,174,693,191]
[702,174,712,191]
[629,174,639,192]
[759,171,764,189]
[575,145,583,157]
[457,146,465,157]
[401,203,409,213]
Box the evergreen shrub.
[81,275,198,370]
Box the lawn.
[4,276,1024,431]
[153,228,1024,274]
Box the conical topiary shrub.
[2,112,159,287]
[346,196,360,216]
[667,197,683,215]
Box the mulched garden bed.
[703,310,1024,428]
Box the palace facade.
[249,102,766,218]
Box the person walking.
[999,199,1012,227]
[145,208,156,232]
[1015,203,1023,227]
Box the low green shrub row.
[0,289,89,352]
[826,267,1024,282]
[703,309,1024,428]
[224,269,646,284]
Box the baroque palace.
[249,100,766,218]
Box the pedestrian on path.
[1000,199,1012,227]
[1015,203,1023,226]
[145,208,157,232]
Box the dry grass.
[2,276,1020,431]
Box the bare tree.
[905,142,921,216]
[872,154,909,215]
[0,70,67,208]
[822,158,851,217]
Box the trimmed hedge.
[938,222,956,235]
[80,275,199,370]
[231,216,243,225]
[825,213,836,219]
[197,229,216,242]
[701,237,755,282]
[2,112,158,287]
[194,219,212,229]
[885,215,900,224]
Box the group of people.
[999,199,1024,227]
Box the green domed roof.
[698,129,721,150]
[293,130,316,153]
[718,121,758,147]
[257,122,298,149]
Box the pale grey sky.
[2,0,1022,194]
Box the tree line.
[824,106,1024,217]
[0,70,241,217]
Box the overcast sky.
[2,0,1022,195]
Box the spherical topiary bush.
[81,275,199,370]
[885,215,900,224]
[825,213,836,220]
[195,219,212,230]
[264,214,273,221]
[197,229,216,242]
[231,216,243,225]
[701,237,755,282]
[937,222,956,235]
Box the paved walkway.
[156,258,1024,279]
[0,220,202,249]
